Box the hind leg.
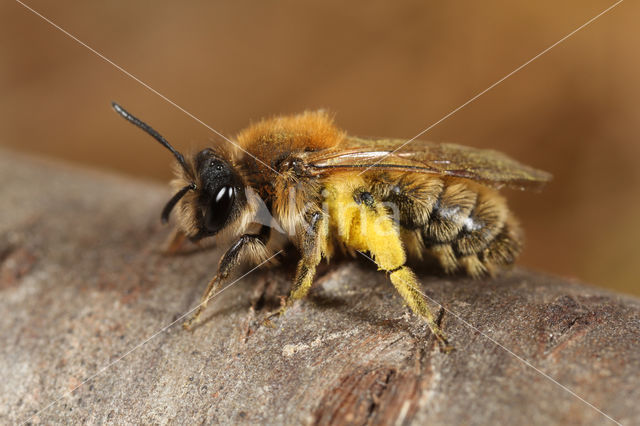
[334,186,453,350]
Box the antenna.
[161,183,196,224]
[111,102,192,177]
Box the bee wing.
[305,137,551,190]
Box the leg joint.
[353,188,375,208]
[388,265,404,274]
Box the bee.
[112,102,550,350]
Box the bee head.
[112,102,245,240]
[187,148,245,240]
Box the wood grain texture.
[0,150,638,425]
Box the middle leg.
[274,210,328,316]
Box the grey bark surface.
[0,150,638,425]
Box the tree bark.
[0,149,638,425]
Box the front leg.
[183,225,271,330]
[162,228,188,255]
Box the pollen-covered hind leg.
[331,186,452,350]
[388,266,453,351]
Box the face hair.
[112,101,197,222]
[111,102,192,178]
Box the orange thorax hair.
[235,110,345,169]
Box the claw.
[265,297,292,323]
[182,316,197,331]
[432,330,455,353]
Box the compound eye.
[203,186,235,233]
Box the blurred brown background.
[1,1,638,295]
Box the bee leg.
[161,228,187,255]
[355,199,453,351]
[272,211,327,318]
[182,274,221,331]
[183,225,271,330]
[388,266,453,352]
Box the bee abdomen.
[423,182,477,244]
[479,215,523,269]
[454,188,508,256]
[371,174,522,276]
[421,181,521,276]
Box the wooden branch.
[0,150,638,425]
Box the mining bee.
[112,102,550,350]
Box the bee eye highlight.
[203,185,236,234]
[215,186,231,202]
